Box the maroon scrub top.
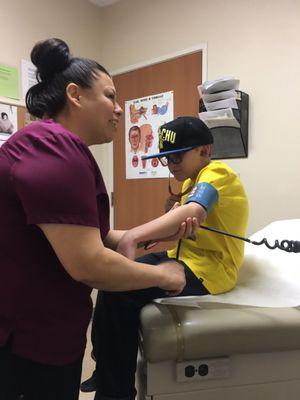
[0,119,110,365]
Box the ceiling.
[88,0,122,7]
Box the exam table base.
[137,350,300,400]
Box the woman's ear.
[66,83,82,107]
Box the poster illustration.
[21,59,37,100]
[125,91,174,179]
[0,104,18,147]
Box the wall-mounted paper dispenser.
[199,90,249,159]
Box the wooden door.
[113,52,202,254]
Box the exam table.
[137,220,300,400]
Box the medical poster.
[0,104,17,147]
[21,59,37,100]
[125,91,174,179]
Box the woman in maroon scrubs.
[0,38,190,400]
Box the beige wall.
[1,0,299,235]
[0,0,104,64]
[0,0,108,305]
[99,0,300,235]
[0,0,112,186]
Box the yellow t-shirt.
[167,161,249,294]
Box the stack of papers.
[198,76,240,129]
[199,108,240,129]
[199,76,240,95]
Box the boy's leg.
[94,252,208,400]
[94,253,167,400]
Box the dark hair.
[1,112,8,119]
[26,38,110,118]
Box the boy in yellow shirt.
[85,116,249,400]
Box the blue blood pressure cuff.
[185,182,218,213]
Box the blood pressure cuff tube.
[185,182,218,212]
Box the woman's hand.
[147,216,198,247]
[162,202,199,240]
[117,215,199,259]
[159,216,198,242]
[156,260,186,295]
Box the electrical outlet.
[176,357,230,382]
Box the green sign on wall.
[0,64,19,100]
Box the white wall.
[1,0,299,235]
[98,0,300,235]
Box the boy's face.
[167,146,209,181]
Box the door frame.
[108,43,208,228]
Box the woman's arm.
[38,223,186,293]
[103,230,127,250]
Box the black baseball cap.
[142,116,213,160]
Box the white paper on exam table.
[155,220,300,308]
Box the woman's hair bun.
[31,38,71,82]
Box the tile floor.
[80,389,95,400]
